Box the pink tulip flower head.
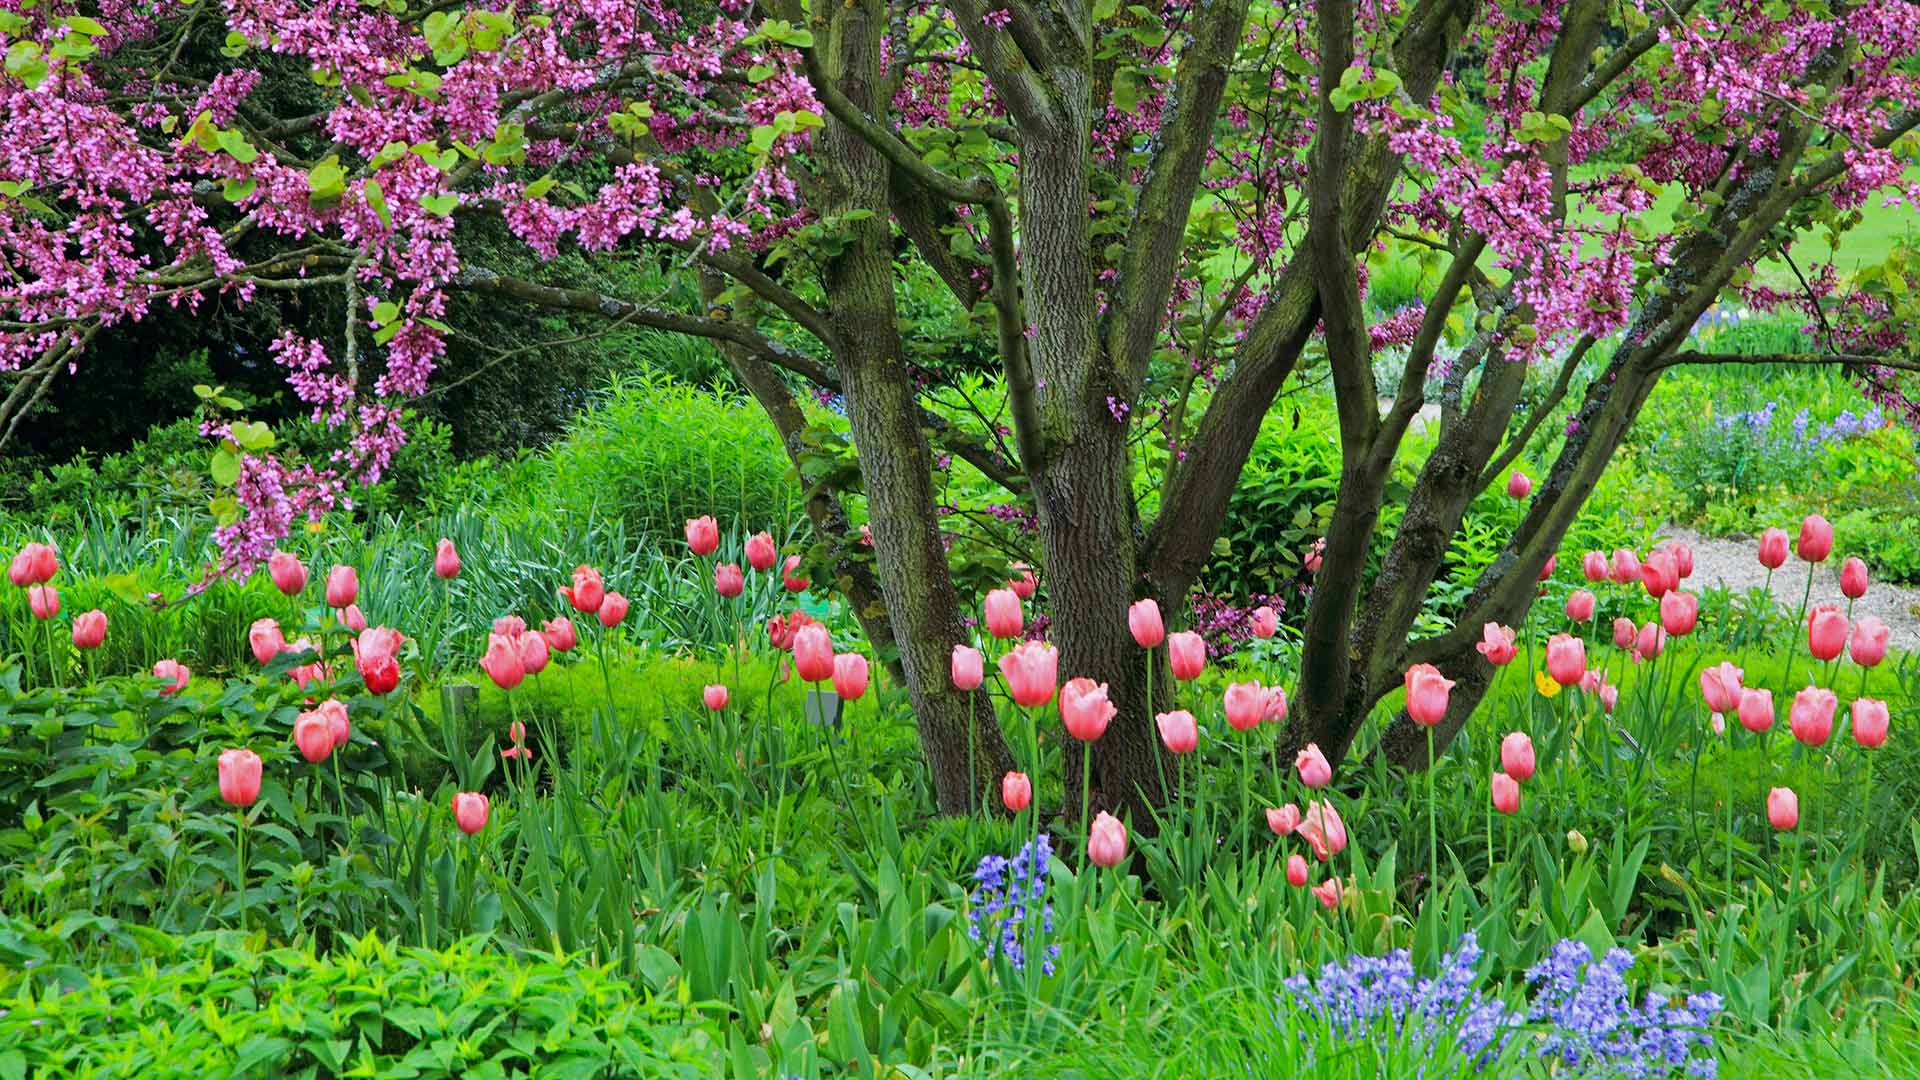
[1736,687,1774,734]
[249,617,286,666]
[714,562,745,599]
[998,641,1060,708]
[833,653,871,701]
[1295,742,1332,788]
[1851,698,1889,749]
[1757,528,1790,570]
[1223,681,1268,732]
[1060,677,1116,741]
[517,629,549,675]
[1250,605,1278,639]
[27,584,58,620]
[1491,771,1521,814]
[542,616,577,653]
[1265,686,1290,725]
[951,645,984,690]
[217,749,263,808]
[1500,732,1536,782]
[324,564,358,609]
[1806,606,1848,662]
[983,588,1023,639]
[268,550,307,595]
[781,554,810,592]
[8,542,56,586]
[560,565,607,614]
[1167,631,1207,681]
[1303,538,1325,574]
[1157,710,1198,754]
[1767,787,1798,831]
[1267,804,1302,836]
[703,684,730,711]
[596,591,630,628]
[1840,557,1869,599]
[1128,598,1165,648]
[1537,554,1557,582]
[1505,471,1532,499]
[793,624,836,683]
[1633,622,1666,662]
[1581,551,1607,582]
[1286,853,1310,887]
[153,658,191,695]
[1659,590,1699,637]
[480,634,525,690]
[1002,771,1032,811]
[1609,548,1641,584]
[1789,686,1837,748]
[684,516,719,557]
[1009,564,1038,600]
[1698,662,1744,716]
[1797,514,1833,563]
[1640,550,1678,599]
[71,609,107,650]
[1564,590,1596,623]
[452,791,490,835]
[1087,812,1128,868]
[434,538,461,579]
[318,699,350,747]
[744,531,777,572]
[1476,622,1519,665]
[360,651,400,695]
[1312,877,1345,911]
[1669,542,1695,579]
[1848,616,1889,668]
[1611,617,1636,651]
[1297,800,1348,862]
[294,710,334,763]
[1404,663,1455,725]
[1546,634,1587,687]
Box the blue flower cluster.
[1279,933,1720,1077]
[1716,400,1884,453]
[967,833,1061,978]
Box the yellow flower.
[1533,669,1561,698]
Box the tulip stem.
[44,616,62,690]
[1079,734,1092,847]
[1425,725,1438,891]
[233,809,248,930]
[1146,650,1168,811]
[822,684,872,861]
[1781,562,1815,693]
[1724,733,1735,913]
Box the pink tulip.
[1797,514,1833,563]
[318,699,350,746]
[1659,590,1698,637]
[1609,548,1641,584]
[451,791,490,835]
[248,617,285,666]
[1250,605,1278,639]
[1087,812,1128,868]
[27,584,57,620]
[337,604,367,633]
[1312,877,1344,911]
[1699,662,1743,715]
[1849,616,1889,667]
[1128,599,1165,648]
[153,658,191,695]
[1633,621,1665,662]
[1598,681,1619,714]
[704,684,729,710]
[766,611,812,652]
[8,542,56,586]
[1851,697,1889,749]
[1265,686,1290,725]
[268,550,307,595]
[1009,565,1038,600]
[542,616,577,652]
[1157,709,1198,753]
[1491,771,1521,814]
[324,565,358,609]
[294,711,334,763]
[1500,732,1536,782]
[560,565,606,614]
[983,588,1023,639]
[1167,631,1206,681]
[1640,550,1678,598]
[1669,542,1694,579]
[1757,528,1790,570]
[1297,800,1348,862]
[1767,787,1798,831]
[1268,804,1301,836]
[781,554,810,592]
[355,626,405,666]
[360,652,400,695]
[1611,617,1636,650]
[1581,551,1608,582]
[434,538,461,579]
[1295,742,1332,788]
[997,640,1059,708]
[1002,771,1032,811]
[744,532,777,572]
[1710,712,1726,735]
[714,562,745,599]
[1538,554,1557,582]
[1286,854,1310,887]
[952,645,984,690]
[1564,590,1596,623]
[596,592,630,628]
[493,615,527,638]
[1404,663,1455,725]
[71,609,106,650]
[217,749,263,808]
[1224,681,1268,732]
[684,516,719,557]
[1736,688,1774,733]
[1475,622,1518,665]
[480,634,525,689]
[1060,676,1116,741]
[1545,634,1586,687]
[793,624,836,683]
[1840,557,1868,599]
[1789,686,1837,747]
[833,653,871,701]
[517,630,549,675]
[1506,471,1532,499]
[1806,606,1848,661]
[1303,538,1325,573]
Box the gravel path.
[1663,526,1920,653]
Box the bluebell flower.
[967,833,1062,979]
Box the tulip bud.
[1505,471,1532,499]
[1128,599,1165,649]
[1491,771,1521,814]
[1157,710,1198,754]
[1839,556,1868,599]
[1500,731,1536,781]
[704,684,730,711]
[684,516,719,557]
[1767,787,1798,831]
[951,645,984,690]
[1167,631,1206,681]
[745,532,778,572]
[433,538,461,579]
[218,749,263,808]
[324,564,358,609]
[451,791,490,835]
[1001,771,1032,812]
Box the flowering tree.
[4,0,1919,815]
